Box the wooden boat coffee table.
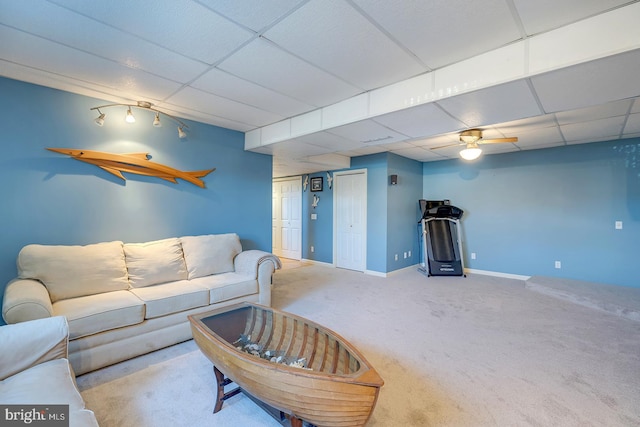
[189,302,383,427]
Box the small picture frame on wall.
[311,177,323,192]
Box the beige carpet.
[77,264,640,426]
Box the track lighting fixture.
[90,101,188,139]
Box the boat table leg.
[212,365,242,413]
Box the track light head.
[94,112,105,127]
[125,107,135,123]
[178,126,187,139]
[153,113,161,127]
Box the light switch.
[311,213,317,220]
[615,221,622,230]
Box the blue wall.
[0,77,273,321]
[423,140,640,288]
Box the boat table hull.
[189,303,383,427]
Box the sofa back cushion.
[17,241,129,302]
[180,233,242,279]
[124,238,188,288]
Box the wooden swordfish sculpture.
[47,148,215,188]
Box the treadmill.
[418,199,466,277]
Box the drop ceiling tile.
[0,26,182,99]
[531,50,640,113]
[512,126,565,149]
[436,80,542,128]
[295,132,364,152]
[197,0,304,31]
[165,86,284,127]
[1,1,208,83]
[353,0,521,69]
[565,136,622,145]
[494,114,558,134]
[555,100,632,125]
[623,112,640,135]
[519,142,566,151]
[218,38,361,107]
[264,0,425,89]
[49,0,253,64]
[410,134,460,149]
[191,68,315,117]
[327,119,408,145]
[373,103,466,138]
[561,116,626,142]
[154,103,255,132]
[513,0,632,36]
[390,147,445,162]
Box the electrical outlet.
[471,252,476,260]
[615,221,623,230]
[310,246,314,253]
[408,250,411,257]
[555,261,561,269]
[394,254,398,261]
[404,252,407,259]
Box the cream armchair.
[0,316,99,426]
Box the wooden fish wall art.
[47,148,215,188]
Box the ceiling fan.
[431,129,518,160]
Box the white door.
[272,178,302,260]
[334,170,367,272]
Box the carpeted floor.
[77,264,640,426]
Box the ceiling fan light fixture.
[459,142,482,161]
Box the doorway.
[333,169,367,272]
[272,177,302,260]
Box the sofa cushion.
[124,238,188,288]
[17,241,129,303]
[129,280,209,319]
[53,291,145,340]
[180,233,242,279]
[190,273,258,304]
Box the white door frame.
[272,176,302,260]
[333,169,367,272]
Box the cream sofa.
[0,316,99,426]
[2,233,281,375]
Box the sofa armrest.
[2,278,53,324]
[0,316,69,381]
[234,250,281,306]
[234,250,282,277]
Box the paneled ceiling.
[1,0,639,177]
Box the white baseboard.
[301,259,334,268]
[465,268,530,281]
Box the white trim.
[366,264,420,278]
[465,268,531,281]
[365,270,386,277]
[301,259,334,268]
[333,169,367,272]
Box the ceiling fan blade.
[430,142,464,150]
[479,137,518,144]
